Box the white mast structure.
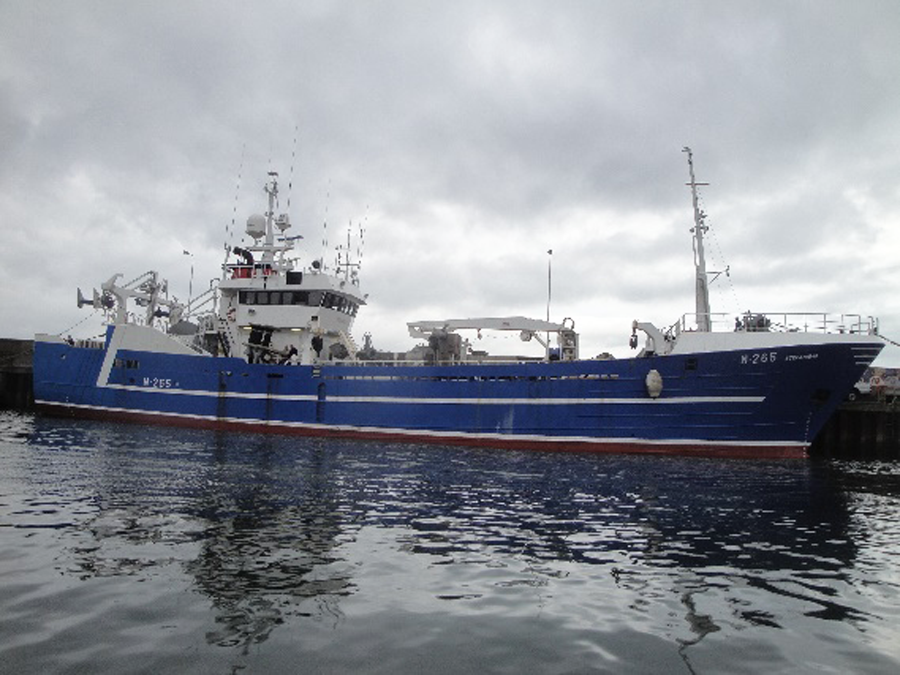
[683,146,711,332]
[241,171,293,270]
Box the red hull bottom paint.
[34,401,810,460]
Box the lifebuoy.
[226,307,236,322]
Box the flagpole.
[546,249,553,322]
[183,250,194,314]
[546,249,552,360]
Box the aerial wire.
[226,145,246,257]
[287,125,298,214]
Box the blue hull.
[33,330,882,458]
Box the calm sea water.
[1,411,899,674]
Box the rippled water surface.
[1,411,899,674]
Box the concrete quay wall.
[0,339,33,410]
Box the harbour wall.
[0,339,34,410]
[810,401,900,460]
[2,338,897,458]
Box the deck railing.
[330,355,547,368]
[676,312,879,336]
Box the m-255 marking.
[741,352,778,365]
[143,377,174,388]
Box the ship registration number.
[143,377,174,388]
[741,351,778,365]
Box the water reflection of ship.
[32,420,357,652]
[184,433,355,650]
[379,453,857,575]
[358,450,864,641]
[26,419,872,656]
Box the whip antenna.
[356,206,368,271]
[287,125,298,213]
[225,145,246,259]
[322,180,331,268]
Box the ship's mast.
[263,172,277,261]
[242,171,294,269]
[683,147,711,332]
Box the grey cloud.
[2,1,899,359]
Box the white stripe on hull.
[101,383,764,406]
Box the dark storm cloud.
[1,0,899,359]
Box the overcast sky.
[2,1,899,363]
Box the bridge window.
[237,289,357,315]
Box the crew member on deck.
[281,345,299,364]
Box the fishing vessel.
[33,149,883,458]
